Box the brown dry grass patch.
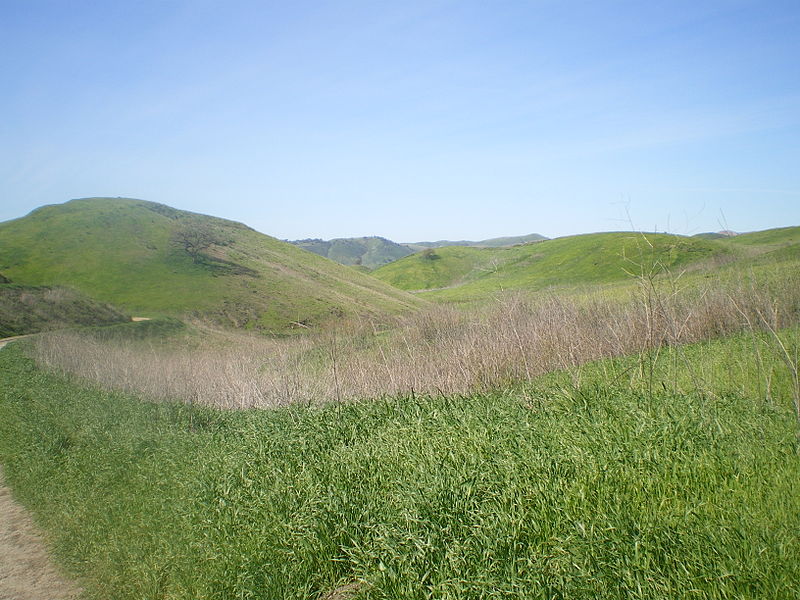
[29,269,800,409]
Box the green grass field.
[1,326,798,599]
[0,198,424,331]
[532,325,800,404]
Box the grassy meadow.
[1,223,799,599]
[2,327,800,599]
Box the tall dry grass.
[30,269,800,408]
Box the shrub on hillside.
[0,285,129,337]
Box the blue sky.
[2,0,799,240]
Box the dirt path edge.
[0,467,82,600]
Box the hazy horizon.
[2,1,799,240]
[4,195,793,244]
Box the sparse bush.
[0,284,129,338]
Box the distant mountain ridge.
[290,236,414,269]
[404,232,548,251]
[290,233,547,268]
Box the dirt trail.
[1,340,83,598]
[0,336,31,350]
[0,317,151,351]
[0,468,81,600]
[0,319,151,598]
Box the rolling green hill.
[706,226,800,265]
[372,232,730,300]
[290,236,414,269]
[0,198,424,330]
[723,225,799,250]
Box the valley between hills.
[1,197,799,599]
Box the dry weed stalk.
[30,270,800,409]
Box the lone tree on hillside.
[172,223,220,264]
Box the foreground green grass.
[1,339,799,599]
[532,325,800,405]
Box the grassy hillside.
[689,226,800,269]
[290,236,414,269]
[0,198,423,330]
[0,283,130,337]
[724,225,799,247]
[372,245,488,292]
[718,225,800,263]
[372,232,728,300]
[1,327,798,599]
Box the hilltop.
[290,233,547,269]
[0,198,423,330]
